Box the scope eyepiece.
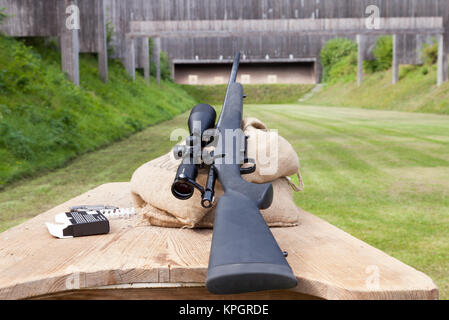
[171,163,204,200]
[172,179,195,200]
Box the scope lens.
[172,181,194,200]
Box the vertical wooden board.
[2,0,449,73]
[437,33,448,85]
[153,37,161,84]
[97,0,108,82]
[0,0,59,36]
[125,36,136,81]
[392,34,399,84]
[398,34,419,65]
[416,34,435,64]
[142,38,150,82]
[362,35,379,61]
[106,1,428,62]
[134,37,144,69]
[78,0,97,53]
[60,0,80,86]
[357,34,363,86]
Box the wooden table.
[0,183,438,300]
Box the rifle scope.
[171,104,216,200]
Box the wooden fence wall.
[0,0,448,84]
[103,0,449,62]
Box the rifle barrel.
[217,52,241,127]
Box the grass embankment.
[308,36,448,115]
[0,36,196,187]
[1,105,448,298]
[181,84,313,104]
[306,65,449,115]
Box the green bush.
[373,36,393,71]
[320,38,358,83]
[0,36,195,187]
[148,39,172,81]
[106,20,115,57]
[181,84,313,104]
[421,40,438,66]
[0,8,6,24]
[364,36,393,73]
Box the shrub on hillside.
[421,40,438,66]
[0,8,6,24]
[320,38,358,83]
[106,20,115,57]
[0,35,195,186]
[327,52,358,83]
[364,36,393,73]
[149,39,172,81]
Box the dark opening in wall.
[174,62,316,85]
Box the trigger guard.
[240,158,256,175]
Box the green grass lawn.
[306,65,449,115]
[182,84,313,104]
[1,104,448,299]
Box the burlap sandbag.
[130,117,304,228]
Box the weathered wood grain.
[96,0,108,83]
[153,37,161,84]
[1,0,449,84]
[357,34,363,86]
[125,36,135,80]
[393,34,399,84]
[141,37,150,82]
[60,0,80,86]
[437,34,446,86]
[0,183,439,300]
[32,286,320,300]
[130,17,444,35]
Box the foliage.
[106,20,115,57]
[0,36,195,187]
[0,7,7,24]
[326,51,358,83]
[181,84,313,104]
[148,38,172,81]
[364,36,393,73]
[320,38,358,83]
[320,36,394,83]
[421,39,438,66]
[305,63,449,115]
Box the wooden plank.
[0,183,438,300]
[437,33,446,86]
[2,1,449,65]
[32,286,320,300]
[96,0,108,83]
[130,17,445,37]
[125,36,135,81]
[314,57,322,84]
[153,37,161,84]
[78,0,98,53]
[170,57,175,81]
[172,58,316,64]
[141,37,150,83]
[129,29,445,39]
[392,34,399,84]
[60,0,80,86]
[0,0,59,36]
[357,34,363,86]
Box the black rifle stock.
[172,52,297,294]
